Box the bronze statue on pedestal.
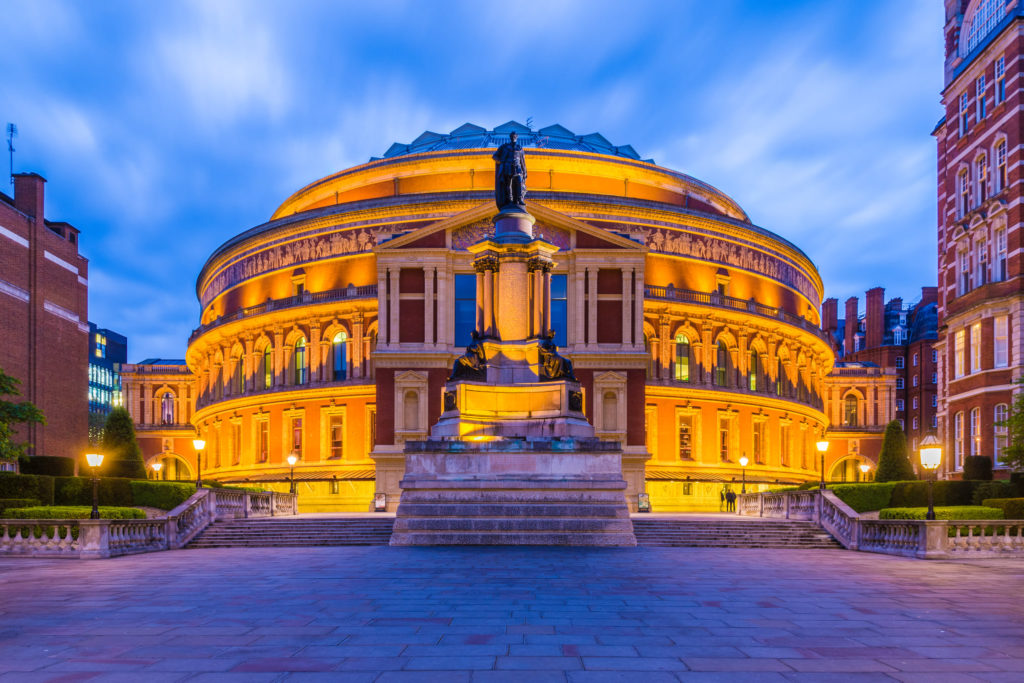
[538,330,575,382]
[493,131,527,209]
[449,330,487,381]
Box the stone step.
[395,503,628,519]
[389,531,637,546]
[393,517,635,533]
[397,490,628,504]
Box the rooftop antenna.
[5,123,15,186]
[526,116,534,130]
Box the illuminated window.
[896,377,904,390]
[958,170,969,218]
[256,419,269,463]
[996,139,1007,192]
[753,420,765,464]
[715,341,728,387]
[954,411,964,470]
[959,93,969,137]
[718,415,731,462]
[977,76,986,121]
[453,273,477,348]
[895,356,904,369]
[995,315,1009,367]
[161,392,174,425]
[232,422,241,465]
[780,424,791,467]
[294,338,307,385]
[748,350,759,391]
[996,56,1006,103]
[844,395,858,426]
[332,331,348,381]
[995,403,1009,463]
[977,154,988,203]
[328,415,344,460]
[678,413,693,460]
[262,346,273,389]
[970,407,981,456]
[550,274,568,344]
[913,397,919,409]
[954,329,965,378]
[995,228,1007,281]
[964,0,1007,55]
[896,399,904,411]
[290,417,303,456]
[971,322,982,373]
[674,333,689,382]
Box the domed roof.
[375,121,654,164]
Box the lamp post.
[919,434,943,521]
[85,452,105,520]
[287,453,299,494]
[738,454,749,494]
[151,462,163,480]
[816,439,829,490]
[192,438,206,490]
[858,462,871,482]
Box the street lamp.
[816,439,829,490]
[287,452,299,494]
[919,435,943,521]
[151,462,163,480]
[738,454,749,494]
[858,462,871,482]
[85,452,104,519]
[192,438,206,490]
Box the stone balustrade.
[738,489,1024,559]
[0,488,298,559]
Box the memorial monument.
[390,134,636,546]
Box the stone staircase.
[632,517,842,549]
[186,517,395,548]
[390,489,636,546]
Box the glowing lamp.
[858,463,870,474]
[816,440,829,453]
[738,455,749,467]
[85,453,104,468]
[287,454,299,466]
[919,435,942,471]
[192,438,206,451]
[152,462,163,473]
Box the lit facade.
[131,122,841,511]
[120,359,197,481]
[935,0,1023,479]
[87,322,127,440]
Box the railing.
[737,489,1024,559]
[0,487,299,559]
[645,285,830,343]
[189,284,377,343]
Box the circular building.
[185,122,835,511]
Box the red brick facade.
[0,173,88,459]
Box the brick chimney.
[821,298,838,332]
[844,297,859,357]
[866,287,884,349]
[13,172,46,220]
[920,286,938,307]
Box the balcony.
[189,284,378,344]
[648,372,824,412]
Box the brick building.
[120,359,197,481]
[0,173,88,459]
[935,0,1023,478]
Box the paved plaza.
[0,547,1022,682]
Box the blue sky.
[1,0,943,361]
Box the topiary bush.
[972,481,1020,505]
[20,456,75,477]
[0,498,39,514]
[879,506,1004,520]
[54,477,134,507]
[130,481,196,510]
[99,408,147,479]
[875,421,917,482]
[982,498,1024,519]
[890,480,976,507]
[963,456,994,481]
[4,506,146,520]
[0,473,54,505]
[831,482,899,512]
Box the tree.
[998,379,1024,471]
[99,407,146,478]
[874,420,917,482]
[0,367,45,461]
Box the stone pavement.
[0,547,1022,681]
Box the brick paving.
[0,547,1022,681]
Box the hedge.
[879,506,1004,520]
[963,456,993,481]
[0,473,54,505]
[19,456,75,477]
[982,498,1024,519]
[54,477,134,507]
[130,481,196,510]
[4,506,146,520]
[831,483,898,513]
[889,480,977,508]
[0,498,40,514]
[972,481,1020,505]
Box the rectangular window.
[971,322,982,373]
[995,403,1009,462]
[257,419,269,463]
[912,416,919,430]
[290,417,303,456]
[753,420,765,464]
[976,75,986,120]
[996,228,1007,281]
[958,172,969,219]
[678,414,693,461]
[954,412,964,469]
[970,409,981,456]
[954,329,965,378]
[976,238,988,285]
[996,57,1006,104]
[978,158,989,205]
[960,92,969,136]
[931,372,937,383]
[932,395,937,408]
[896,398,904,411]
[932,349,938,363]
[896,377,905,390]
[232,422,241,465]
[453,273,477,349]
[996,140,1007,193]
[994,315,1009,367]
[913,374,919,387]
[718,416,731,462]
[931,414,938,428]
[913,352,919,366]
[959,249,970,294]
[895,356,904,369]
[913,397,919,409]
[550,274,568,344]
[328,415,344,460]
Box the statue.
[492,131,527,209]
[449,330,487,381]
[538,330,575,381]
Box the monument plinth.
[391,135,636,545]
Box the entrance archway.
[147,453,194,481]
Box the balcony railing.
[645,285,829,342]
[190,284,378,344]
[648,373,824,411]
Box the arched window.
[294,338,307,385]
[977,154,989,203]
[748,350,759,391]
[674,333,689,382]
[995,403,1009,464]
[715,341,728,387]
[332,331,348,381]
[232,356,243,395]
[996,139,1007,191]
[602,392,617,432]
[262,346,272,389]
[958,169,969,218]
[954,411,964,469]
[963,0,1007,55]
[404,390,419,431]
[160,392,174,425]
[970,407,981,456]
[844,395,858,427]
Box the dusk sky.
[1,0,943,362]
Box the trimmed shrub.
[54,476,134,507]
[972,481,1020,505]
[982,498,1024,519]
[831,482,898,512]
[99,408,147,479]
[4,506,146,520]
[963,456,994,481]
[890,480,976,508]
[20,456,75,477]
[880,506,1004,520]
[0,473,54,505]
[0,498,39,514]
[130,481,195,510]
[875,421,917,482]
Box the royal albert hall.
[183,122,835,512]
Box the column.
[475,268,485,336]
[587,267,597,348]
[634,267,644,350]
[377,269,388,345]
[530,265,541,337]
[542,266,551,335]
[483,266,495,338]
[621,269,632,345]
[310,321,322,382]
[436,271,449,346]
[244,336,255,391]
[574,266,586,347]
[389,269,400,345]
[424,267,435,347]
[142,382,151,424]
[352,313,364,379]
[273,328,285,386]
[659,317,671,378]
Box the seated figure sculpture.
[538,331,575,382]
[449,330,487,381]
